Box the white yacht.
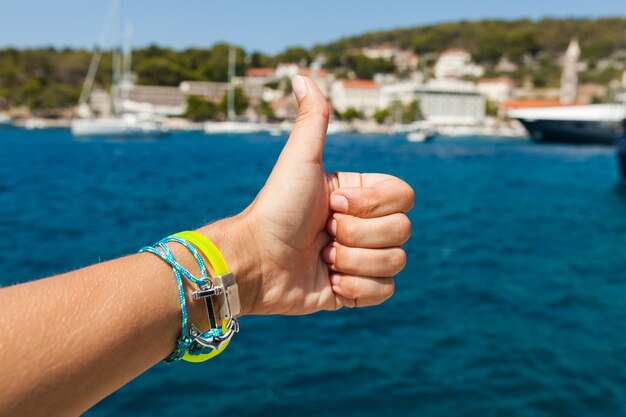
[510,104,626,145]
[71,0,167,138]
[72,114,166,138]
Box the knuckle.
[298,98,330,122]
[361,192,380,217]
[403,183,415,212]
[382,279,395,301]
[390,249,407,273]
[397,214,412,243]
[340,275,358,297]
[335,246,353,271]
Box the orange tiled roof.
[343,79,378,90]
[502,99,584,109]
[246,67,275,77]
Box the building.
[361,43,398,60]
[381,79,485,125]
[477,77,516,103]
[245,67,276,86]
[495,56,518,73]
[179,81,229,102]
[560,39,580,104]
[434,49,484,79]
[121,85,186,116]
[361,44,420,72]
[330,79,380,116]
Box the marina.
[2,3,626,415]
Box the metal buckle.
[189,272,241,351]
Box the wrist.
[195,213,262,317]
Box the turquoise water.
[2,129,626,416]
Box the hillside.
[315,17,626,64]
[1,17,625,112]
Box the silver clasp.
[188,272,241,351]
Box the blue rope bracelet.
[140,236,214,363]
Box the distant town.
[0,18,625,135]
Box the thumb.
[280,75,330,164]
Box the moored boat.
[71,0,167,138]
[509,104,626,145]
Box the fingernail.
[330,274,341,286]
[292,75,307,102]
[328,218,338,235]
[323,246,336,264]
[330,195,349,213]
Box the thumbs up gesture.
[199,76,414,316]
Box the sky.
[0,0,624,53]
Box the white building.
[361,44,420,72]
[381,79,485,125]
[330,79,380,116]
[179,81,229,102]
[121,85,187,116]
[477,77,516,103]
[434,49,484,79]
[361,44,398,60]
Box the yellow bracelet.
[173,231,240,362]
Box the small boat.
[510,104,626,145]
[394,121,437,142]
[407,130,435,142]
[0,114,13,128]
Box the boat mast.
[76,2,112,117]
[122,22,133,104]
[111,0,123,115]
[227,46,236,121]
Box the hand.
[199,76,414,316]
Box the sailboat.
[203,48,262,134]
[71,0,167,138]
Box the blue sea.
[3,129,626,416]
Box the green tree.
[277,47,310,64]
[218,87,249,116]
[485,100,499,117]
[373,108,390,124]
[350,55,396,80]
[340,107,364,122]
[185,95,217,121]
[255,100,275,121]
[402,100,421,123]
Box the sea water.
[2,129,626,416]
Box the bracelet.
[140,232,240,363]
[173,231,241,363]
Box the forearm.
[0,215,257,416]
